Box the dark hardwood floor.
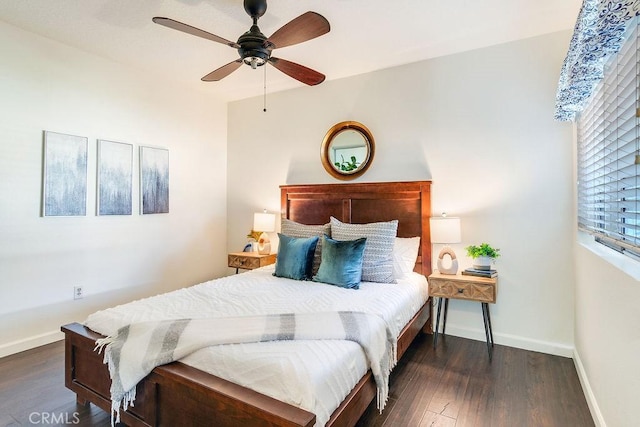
[357,334,594,427]
[0,341,110,427]
[0,334,593,426]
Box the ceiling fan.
[152,0,330,86]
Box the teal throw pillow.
[273,234,319,281]
[313,235,367,289]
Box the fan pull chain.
[263,65,267,112]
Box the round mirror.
[321,121,375,180]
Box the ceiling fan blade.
[268,57,325,86]
[202,60,243,81]
[153,17,240,49]
[266,12,330,49]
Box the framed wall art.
[97,140,133,216]
[42,131,88,216]
[140,146,169,214]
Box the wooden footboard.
[62,322,316,427]
[61,299,430,427]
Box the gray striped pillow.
[329,216,398,283]
[281,219,331,275]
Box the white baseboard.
[0,330,64,359]
[439,324,574,357]
[573,349,606,427]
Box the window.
[577,17,640,259]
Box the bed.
[61,180,433,427]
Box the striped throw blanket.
[95,311,397,425]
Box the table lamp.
[430,213,462,275]
[253,210,276,254]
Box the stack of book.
[462,268,498,278]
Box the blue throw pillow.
[313,235,367,289]
[273,234,319,280]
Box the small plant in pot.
[465,243,500,271]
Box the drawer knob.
[458,288,464,293]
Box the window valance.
[554,0,639,122]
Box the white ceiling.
[0,0,581,102]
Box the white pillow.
[393,237,421,279]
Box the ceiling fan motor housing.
[238,24,271,68]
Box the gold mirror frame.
[320,121,375,180]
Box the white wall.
[0,20,229,356]
[574,237,640,426]
[228,31,575,356]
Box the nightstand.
[228,252,276,273]
[427,271,498,360]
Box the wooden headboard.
[280,181,432,276]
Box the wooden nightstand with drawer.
[428,271,498,360]
[228,252,276,273]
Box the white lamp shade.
[253,212,276,232]
[430,217,461,244]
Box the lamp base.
[257,232,271,255]
[437,246,459,275]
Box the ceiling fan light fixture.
[245,56,266,69]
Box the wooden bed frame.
[61,181,432,427]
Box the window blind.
[577,17,640,258]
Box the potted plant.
[465,243,500,270]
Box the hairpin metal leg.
[442,298,449,336]
[485,303,494,347]
[434,297,444,348]
[482,303,494,360]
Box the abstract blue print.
[140,146,169,214]
[42,131,88,216]
[98,140,133,215]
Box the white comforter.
[84,266,429,426]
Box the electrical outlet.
[74,286,83,300]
